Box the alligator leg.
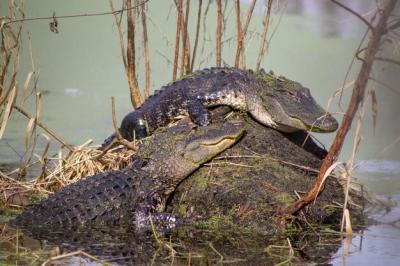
[134,204,182,229]
[134,191,192,229]
[187,99,210,126]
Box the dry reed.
[141,1,151,98]
[190,0,203,72]
[172,0,183,80]
[216,0,222,67]
[0,144,136,208]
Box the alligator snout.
[311,113,339,132]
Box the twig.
[208,242,224,262]
[111,97,136,150]
[141,2,151,98]
[204,162,255,168]
[234,0,257,68]
[199,0,212,69]
[374,56,400,66]
[12,105,73,151]
[369,77,400,96]
[337,31,368,109]
[381,135,400,154]
[184,0,191,75]
[108,0,143,108]
[108,0,127,70]
[190,0,202,72]
[256,0,273,71]
[41,250,103,266]
[388,20,400,31]
[234,0,242,68]
[285,0,397,216]
[93,138,119,160]
[172,0,183,80]
[330,0,375,34]
[180,0,190,76]
[216,0,222,67]
[126,0,143,108]
[3,0,150,25]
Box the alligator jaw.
[300,113,339,133]
[256,71,339,133]
[274,112,339,133]
[183,121,245,164]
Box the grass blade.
[0,86,16,139]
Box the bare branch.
[172,0,183,80]
[256,0,273,71]
[234,0,242,68]
[111,97,137,150]
[109,0,143,108]
[216,0,222,67]
[330,0,375,34]
[235,0,257,68]
[369,77,400,96]
[388,20,400,31]
[180,0,191,76]
[190,0,203,72]
[285,0,398,216]
[108,0,127,69]
[13,105,74,151]
[374,56,400,66]
[141,2,151,99]
[126,0,143,108]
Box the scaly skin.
[12,120,244,227]
[104,67,338,146]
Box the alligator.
[103,67,338,147]
[12,119,244,227]
[9,114,362,265]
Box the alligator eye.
[286,90,296,97]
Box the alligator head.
[253,71,339,133]
[135,119,245,213]
[138,119,245,180]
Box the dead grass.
[0,144,136,208]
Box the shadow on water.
[330,195,400,266]
[1,219,344,265]
[3,198,400,265]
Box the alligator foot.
[135,210,186,230]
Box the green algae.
[168,113,364,234]
[0,206,20,223]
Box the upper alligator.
[108,67,338,144]
[12,119,244,227]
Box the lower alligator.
[103,67,338,147]
[10,114,363,265]
[12,120,244,227]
